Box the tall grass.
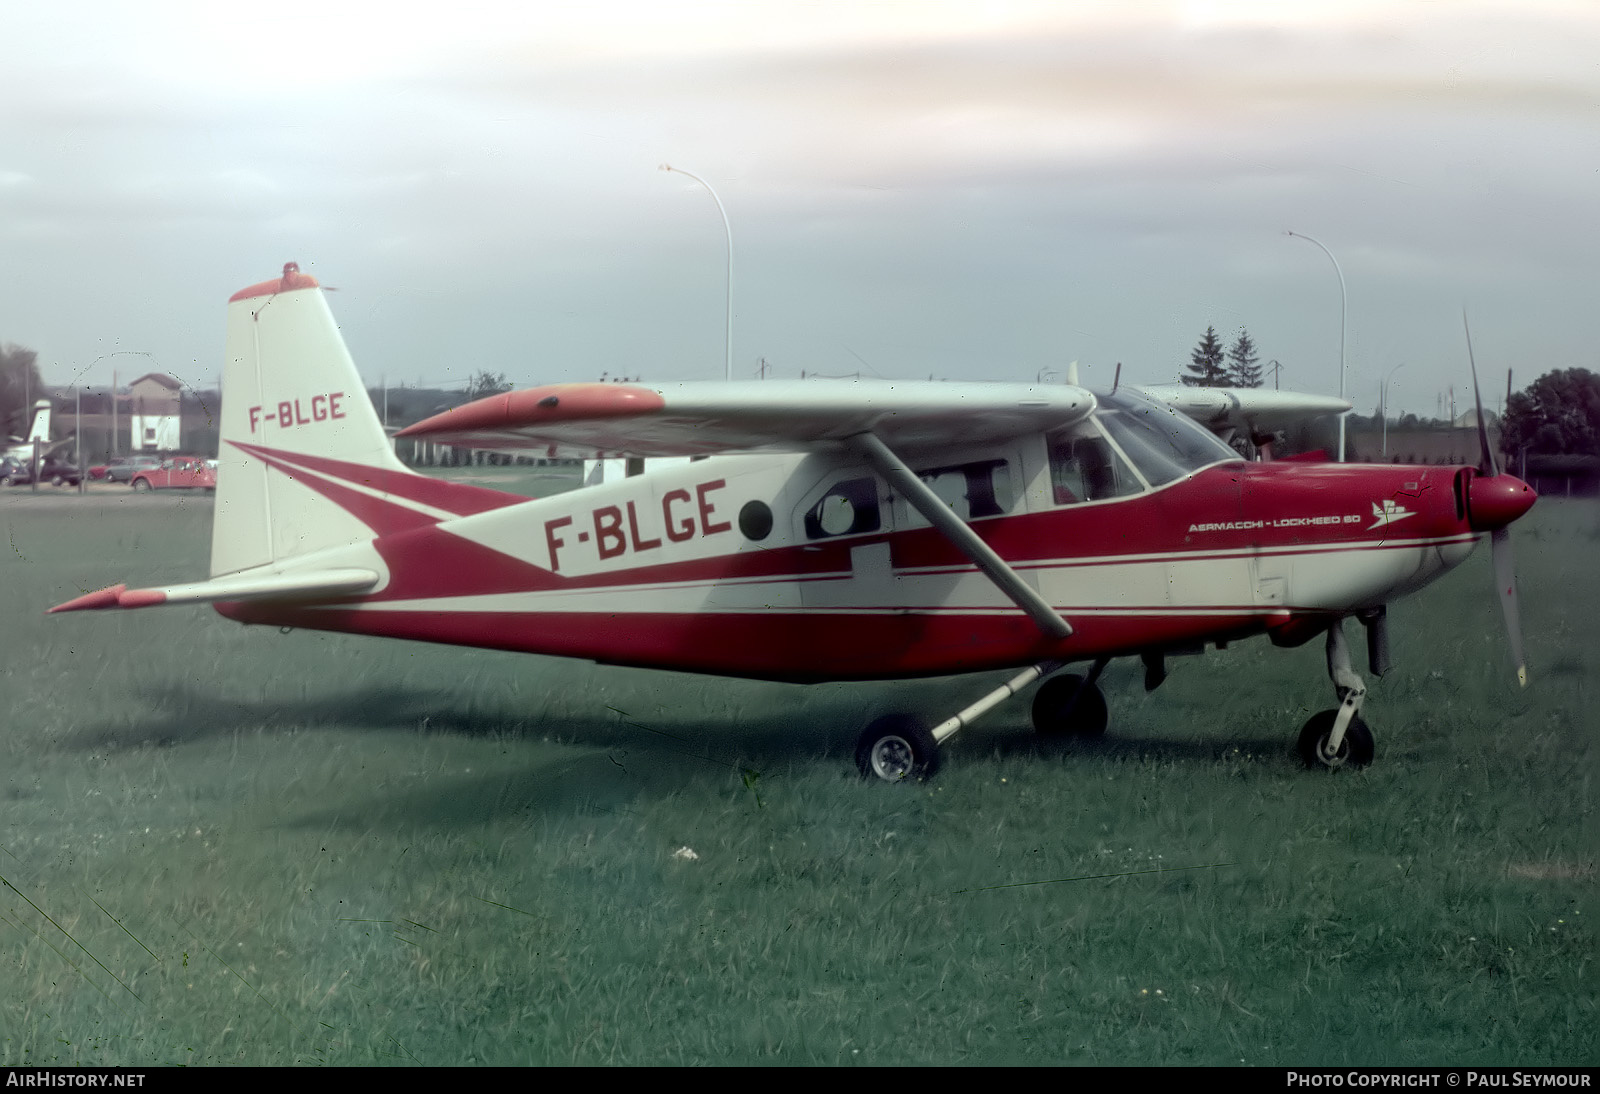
[0,491,1592,1065]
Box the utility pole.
[1381,363,1406,458]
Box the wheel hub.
[1314,735,1349,768]
[870,736,915,780]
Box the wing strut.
[847,431,1072,639]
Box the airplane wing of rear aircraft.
[397,379,1097,459]
[1138,384,1351,437]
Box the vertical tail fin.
[24,401,51,444]
[211,263,416,578]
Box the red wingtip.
[48,583,127,614]
[229,261,320,303]
[398,383,666,438]
[117,589,169,609]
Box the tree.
[1227,329,1262,387]
[0,343,46,441]
[464,370,512,401]
[1500,368,1600,458]
[1182,327,1228,387]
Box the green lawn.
[0,488,1592,1065]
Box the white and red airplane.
[51,264,1537,781]
[4,399,66,463]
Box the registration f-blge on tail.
[51,264,1538,781]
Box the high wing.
[398,379,1096,459]
[1138,384,1350,437]
[3,437,74,462]
[401,377,1091,641]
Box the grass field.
[0,476,1593,1066]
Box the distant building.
[1452,408,1499,430]
[1520,454,1600,498]
[126,373,182,451]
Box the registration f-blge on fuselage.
[51,264,1538,781]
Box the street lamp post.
[1381,362,1406,459]
[1286,230,1348,461]
[661,164,733,381]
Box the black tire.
[855,715,940,782]
[1031,674,1109,736]
[0,476,13,487]
[50,475,65,487]
[1297,709,1375,770]
[132,479,151,492]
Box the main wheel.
[132,479,151,492]
[1297,709,1375,770]
[855,715,940,782]
[1031,674,1109,736]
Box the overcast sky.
[2,0,1595,420]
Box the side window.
[1048,435,1142,504]
[913,459,1014,522]
[804,477,881,539]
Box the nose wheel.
[1297,709,1375,769]
[1298,620,1377,770]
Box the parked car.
[96,455,163,483]
[0,456,82,487]
[0,457,30,486]
[38,457,82,486]
[129,455,217,492]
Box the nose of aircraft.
[1467,472,1538,531]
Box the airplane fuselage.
[214,442,1479,682]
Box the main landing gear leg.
[848,431,1078,783]
[855,660,1067,782]
[1297,619,1376,770]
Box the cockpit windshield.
[1093,390,1240,487]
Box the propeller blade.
[1491,526,1527,687]
[1462,312,1499,477]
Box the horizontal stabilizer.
[399,379,1096,458]
[49,568,379,614]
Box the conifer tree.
[1228,329,1262,387]
[1182,326,1228,387]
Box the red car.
[91,455,162,482]
[129,456,217,492]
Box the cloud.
[0,1,1595,394]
